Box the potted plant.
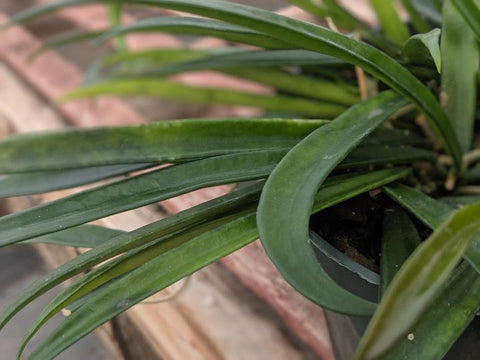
[0,0,480,359]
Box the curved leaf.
[3,0,462,166]
[0,182,264,333]
[0,118,327,173]
[27,211,260,360]
[258,91,407,315]
[18,167,410,358]
[19,209,252,358]
[356,202,480,359]
[403,29,441,73]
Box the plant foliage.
[0,0,479,359]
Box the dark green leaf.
[0,182,264,333]
[451,0,480,41]
[0,150,285,247]
[19,167,410,358]
[0,164,152,197]
[403,29,441,72]
[369,0,410,45]
[24,225,123,248]
[380,206,421,297]
[0,118,327,173]
[258,91,407,315]
[356,202,480,359]
[98,16,291,49]
[383,262,480,360]
[3,0,463,166]
[441,0,479,152]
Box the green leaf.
[98,16,291,49]
[27,210,260,360]
[440,195,480,208]
[24,225,123,248]
[18,167,410,358]
[3,0,463,167]
[0,182,264,333]
[400,0,431,33]
[337,145,435,169]
[0,118,327,173]
[376,186,480,359]
[19,209,252,358]
[403,29,442,73]
[214,68,359,106]
[383,182,451,229]
[451,0,480,41]
[107,2,126,51]
[383,183,480,274]
[112,49,345,72]
[441,0,479,152]
[0,164,152,197]
[62,79,347,118]
[355,202,480,359]
[369,0,410,45]
[0,150,285,247]
[383,262,480,360]
[409,0,442,25]
[380,206,421,297]
[258,91,407,315]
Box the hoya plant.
[1,0,480,359]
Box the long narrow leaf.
[98,16,291,49]
[441,0,479,152]
[20,167,410,358]
[0,182,264,333]
[380,206,421,297]
[61,78,348,118]
[383,183,480,274]
[258,91,407,315]
[3,0,463,166]
[356,203,480,359]
[369,0,410,45]
[0,163,152,197]
[0,118,327,173]
[383,262,480,360]
[27,211,260,360]
[19,209,252,358]
[0,150,285,247]
[451,0,480,40]
[24,225,123,248]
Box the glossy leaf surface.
[441,0,479,152]
[0,164,152,197]
[0,119,327,173]
[4,0,463,166]
[258,91,407,314]
[356,202,480,359]
[403,29,441,73]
